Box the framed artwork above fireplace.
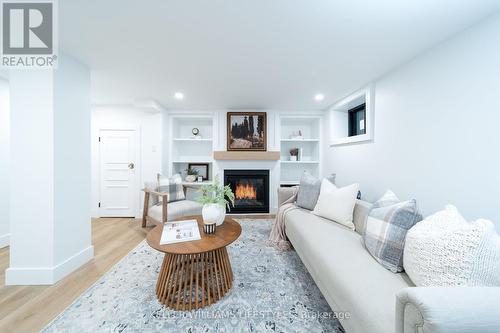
[227,112,267,151]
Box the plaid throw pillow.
[363,190,422,273]
[157,173,185,203]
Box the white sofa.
[278,187,500,333]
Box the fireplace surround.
[224,169,269,214]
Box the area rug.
[41,219,345,333]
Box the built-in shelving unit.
[166,112,322,191]
[168,114,215,180]
[279,115,322,185]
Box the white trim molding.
[0,233,9,249]
[5,245,94,285]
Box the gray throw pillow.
[296,171,336,210]
[157,173,185,203]
[363,190,422,273]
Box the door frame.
[98,126,141,218]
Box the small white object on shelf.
[160,219,201,245]
[185,175,197,182]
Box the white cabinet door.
[99,130,137,217]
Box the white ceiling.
[59,0,500,110]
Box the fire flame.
[235,183,257,200]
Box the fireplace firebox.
[224,170,269,214]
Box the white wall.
[0,80,9,248]
[91,106,162,217]
[9,69,55,271]
[53,55,92,264]
[323,13,500,229]
[7,53,93,285]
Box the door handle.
[128,163,135,170]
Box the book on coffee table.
[160,219,201,245]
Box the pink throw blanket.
[266,187,298,250]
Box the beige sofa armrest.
[277,186,298,207]
[396,287,500,333]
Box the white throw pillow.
[312,180,359,229]
[404,205,500,287]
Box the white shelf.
[280,160,320,164]
[280,180,300,185]
[173,138,213,142]
[182,181,213,186]
[169,114,215,182]
[172,159,213,163]
[280,139,319,142]
[279,114,322,185]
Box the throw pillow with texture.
[296,171,336,210]
[312,180,359,229]
[363,190,422,273]
[157,173,185,203]
[404,205,500,287]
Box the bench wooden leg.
[142,192,150,227]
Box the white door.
[99,129,138,217]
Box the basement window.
[329,85,373,146]
[348,103,366,137]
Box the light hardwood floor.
[0,217,150,333]
[0,215,274,333]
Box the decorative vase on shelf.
[185,174,197,182]
[290,155,297,161]
[202,203,226,226]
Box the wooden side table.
[146,215,241,311]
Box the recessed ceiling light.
[314,93,324,101]
[174,92,184,100]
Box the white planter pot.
[202,204,226,226]
[290,156,297,161]
[185,175,197,182]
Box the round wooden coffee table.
[146,215,241,311]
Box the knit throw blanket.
[267,188,298,251]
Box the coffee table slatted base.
[155,247,233,310]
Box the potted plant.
[185,167,199,182]
[197,175,235,226]
[289,148,299,161]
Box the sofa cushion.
[296,171,336,210]
[285,208,412,333]
[148,200,202,222]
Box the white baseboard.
[0,233,9,249]
[5,245,94,286]
[53,245,94,282]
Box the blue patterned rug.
[42,219,345,333]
